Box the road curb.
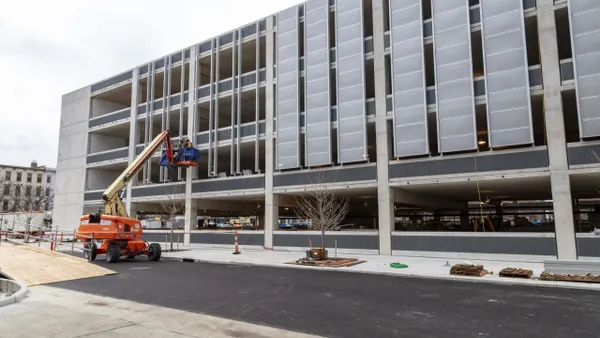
[0,278,28,307]
[165,256,600,292]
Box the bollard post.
[71,230,76,256]
[88,233,95,262]
[335,240,338,259]
[51,230,55,251]
[54,225,59,251]
[232,230,241,255]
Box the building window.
[36,187,41,197]
[27,173,32,183]
[4,172,10,181]
[2,201,7,212]
[45,188,50,196]
[3,185,9,195]
[16,172,21,181]
[26,186,31,196]
[37,175,42,183]
[47,176,51,184]
[15,186,20,196]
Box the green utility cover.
[390,263,408,269]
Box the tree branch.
[292,169,350,248]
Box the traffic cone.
[233,230,241,255]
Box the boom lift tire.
[147,243,162,262]
[106,243,121,263]
[83,242,98,261]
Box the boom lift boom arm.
[102,131,173,218]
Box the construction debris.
[286,258,365,268]
[0,242,116,286]
[450,264,489,277]
[540,271,600,284]
[499,267,533,279]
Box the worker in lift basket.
[173,139,184,163]
[173,138,192,164]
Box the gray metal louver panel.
[569,1,600,138]
[389,0,429,158]
[481,0,533,147]
[433,0,477,153]
[305,0,332,167]
[276,7,301,170]
[336,0,367,164]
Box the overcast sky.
[0,0,303,168]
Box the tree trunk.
[321,230,326,250]
[170,225,174,251]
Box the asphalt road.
[50,258,600,338]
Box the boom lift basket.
[160,147,200,169]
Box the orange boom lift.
[75,131,198,263]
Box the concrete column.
[126,67,140,217]
[573,199,581,233]
[184,199,197,246]
[372,0,393,255]
[128,203,138,220]
[433,211,441,223]
[265,193,279,248]
[495,205,504,231]
[264,15,276,249]
[537,0,577,260]
[460,207,470,231]
[187,46,198,179]
[184,46,199,247]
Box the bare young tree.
[0,175,10,213]
[293,170,350,254]
[159,185,186,251]
[0,176,11,234]
[12,188,53,242]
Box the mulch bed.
[449,264,489,277]
[540,271,600,284]
[499,267,533,279]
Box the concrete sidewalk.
[162,247,600,292]
[0,285,320,338]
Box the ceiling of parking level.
[393,175,552,203]
[94,82,133,105]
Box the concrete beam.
[394,188,465,210]
[195,199,258,213]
